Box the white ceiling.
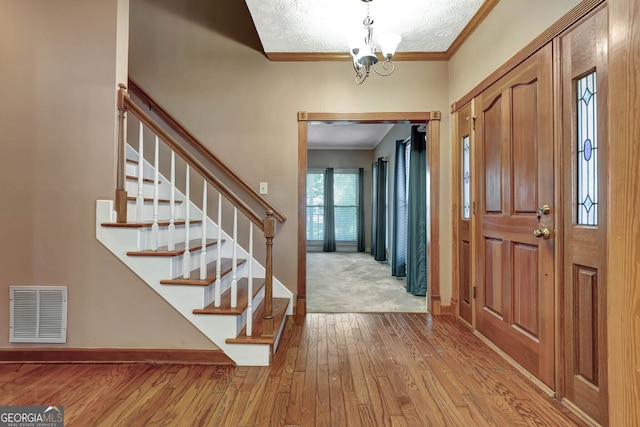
[308,123,396,150]
[244,0,484,54]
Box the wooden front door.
[475,44,555,388]
[560,6,608,425]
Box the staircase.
[96,82,292,366]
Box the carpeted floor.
[306,251,427,313]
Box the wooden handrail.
[119,86,265,230]
[127,78,286,223]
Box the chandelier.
[350,0,402,85]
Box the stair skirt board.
[0,348,234,365]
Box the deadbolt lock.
[536,204,551,220]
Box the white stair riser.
[135,222,205,251]
[125,160,157,178]
[125,181,176,201]
[126,201,185,223]
[166,253,248,284]
[200,268,259,311]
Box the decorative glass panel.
[576,72,598,226]
[462,135,471,219]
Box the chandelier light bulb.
[378,33,401,60]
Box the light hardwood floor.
[0,314,587,426]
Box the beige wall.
[0,0,215,349]
[449,0,582,102]
[129,0,451,306]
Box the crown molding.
[446,0,501,58]
[265,51,449,62]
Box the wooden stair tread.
[225,298,289,345]
[126,175,158,184]
[101,219,202,228]
[127,196,182,204]
[127,239,222,257]
[193,278,265,315]
[160,258,246,286]
[126,158,138,164]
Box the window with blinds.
[306,171,358,242]
[333,173,357,241]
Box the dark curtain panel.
[406,126,427,296]
[357,167,366,252]
[370,162,377,256]
[323,167,336,252]
[371,158,388,262]
[392,140,408,277]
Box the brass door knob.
[533,228,551,239]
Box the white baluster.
[167,150,176,251]
[200,180,207,280]
[151,135,159,251]
[182,165,191,279]
[136,122,144,223]
[214,194,222,307]
[246,222,254,337]
[231,207,238,308]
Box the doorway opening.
[296,111,442,315]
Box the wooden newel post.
[115,83,128,223]
[262,210,276,337]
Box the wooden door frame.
[296,111,442,315]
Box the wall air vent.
[10,286,67,343]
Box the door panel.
[560,7,608,424]
[475,44,555,388]
[483,98,502,214]
[484,238,504,316]
[513,243,539,336]
[512,83,538,214]
[575,266,598,384]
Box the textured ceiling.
[244,0,484,53]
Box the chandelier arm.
[372,60,395,77]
